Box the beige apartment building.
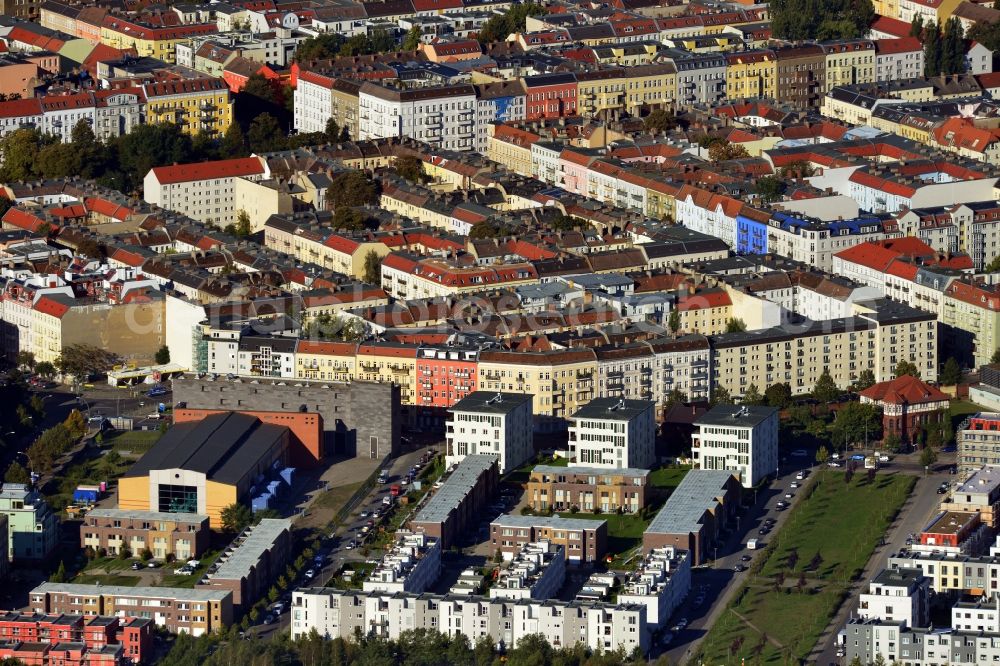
[527,465,650,513]
[80,509,210,560]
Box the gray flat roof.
[491,514,607,531]
[532,465,649,478]
[31,583,231,602]
[209,518,291,581]
[413,454,498,525]
[571,398,654,421]
[450,392,533,415]
[872,567,924,588]
[86,508,209,523]
[645,470,738,536]
[695,404,778,428]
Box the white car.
[828,461,842,467]
[790,482,799,489]
[174,567,194,576]
[796,472,805,480]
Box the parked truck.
[73,485,101,503]
[746,538,759,550]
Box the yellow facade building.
[142,78,232,136]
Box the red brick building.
[523,73,577,120]
[414,344,478,428]
[172,408,324,465]
[0,613,152,665]
[859,374,949,447]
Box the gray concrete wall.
[172,376,400,459]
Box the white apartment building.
[293,70,334,134]
[618,546,691,628]
[569,398,656,470]
[490,541,565,601]
[143,156,268,226]
[358,82,477,151]
[291,588,649,654]
[363,531,441,595]
[446,392,533,474]
[874,40,925,82]
[692,405,779,488]
[858,568,930,629]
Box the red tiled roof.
[859,374,949,405]
[149,157,264,185]
[33,295,70,319]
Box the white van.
[747,538,759,550]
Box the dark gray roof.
[449,391,533,416]
[571,398,654,421]
[695,404,778,428]
[124,412,286,485]
[645,470,739,536]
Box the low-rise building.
[643,470,742,565]
[363,531,441,595]
[860,374,949,449]
[692,405,779,488]
[618,546,692,628]
[411,454,499,550]
[490,541,565,600]
[291,588,649,654]
[80,509,210,560]
[526,465,649,514]
[446,392,533,474]
[568,398,656,470]
[197,518,292,607]
[914,510,987,557]
[28,584,233,636]
[489,515,608,563]
[0,613,152,664]
[959,413,1000,475]
[0,484,57,562]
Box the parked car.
[734,564,747,572]
[304,569,316,579]
[146,561,159,568]
[741,555,752,562]
[790,482,799,489]
[131,562,142,570]
[174,567,194,576]
[796,472,805,480]
[790,449,808,457]
[828,461,842,467]
[784,492,794,499]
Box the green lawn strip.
[949,399,985,430]
[313,481,364,512]
[697,584,846,664]
[648,466,691,490]
[556,510,650,559]
[759,471,914,582]
[104,430,162,455]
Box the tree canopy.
[770,0,874,40]
[477,3,546,43]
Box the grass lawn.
[74,574,138,586]
[949,399,985,430]
[698,584,846,664]
[760,471,915,582]
[648,465,690,490]
[157,549,223,588]
[103,430,162,456]
[313,481,364,513]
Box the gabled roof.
[149,157,264,185]
[859,374,948,405]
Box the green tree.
[894,359,921,378]
[941,17,966,75]
[724,318,747,333]
[910,14,924,37]
[992,347,1000,364]
[468,221,501,239]
[16,351,35,372]
[708,140,750,163]
[664,388,688,409]
[477,3,546,43]
[764,382,792,409]
[235,209,252,237]
[154,346,171,365]
[37,141,82,179]
[242,73,288,107]
[742,383,764,405]
[55,344,118,378]
[403,25,423,50]
[507,633,552,666]
[325,117,341,143]
[50,560,66,583]
[940,357,962,385]
[754,175,787,203]
[332,207,366,231]
[815,445,829,464]
[830,402,881,450]
[296,33,345,60]
[925,20,943,76]
[34,361,56,379]
[884,432,901,453]
[851,369,876,392]
[247,113,288,153]
[362,249,382,285]
[643,109,677,133]
[328,170,379,208]
[114,123,194,193]
[4,461,29,484]
[770,0,874,39]
[473,635,494,666]
[812,367,841,404]
[64,409,87,439]
[220,502,253,533]
[0,129,45,182]
[220,121,249,158]
[711,385,734,406]
[395,155,428,183]
[668,308,681,334]
[920,445,938,468]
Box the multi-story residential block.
[197,518,292,607]
[941,280,1000,369]
[943,466,1000,529]
[363,531,441,595]
[568,398,656,470]
[99,16,217,64]
[411,454,499,550]
[821,40,876,93]
[858,568,931,628]
[28,584,233,636]
[474,81,525,153]
[290,587,649,654]
[143,157,268,226]
[618,546,692,628]
[693,404,779,488]
[445,391,533,474]
[0,613,152,665]
[142,78,232,137]
[490,515,608,563]
[644,470,742,564]
[80,509,210,560]
[959,413,1000,475]
[773,44,826,108]
[358,82,477,151]
[874,38,925,82]
[526,465,649,514]
[0,484,57,562]
[489,542,565,600]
